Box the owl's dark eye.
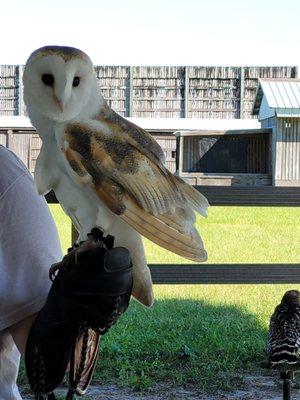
[73,76,80,87]
[41,74,54,86]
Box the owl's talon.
[68,243,80,253]
[88,228,104,242]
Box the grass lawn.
[19,206,300,393]
[52,204,300,264]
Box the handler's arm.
[0,173,62,355]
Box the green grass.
[94,284,300,391]
[19,206,300,393]
[50,204,300,264]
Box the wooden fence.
[46,188,300,285]
[148,264,300,284]
[1,65,297,119]
[0,129,40,172]
[2,130,299,284]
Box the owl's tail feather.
[122,196,207,262]
[94,179,207,262]
[169,173,209,217]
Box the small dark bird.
[267,290,300,369]
[267,290,300,400]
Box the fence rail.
[45,192,300,285]
[45,186,300,207]
[149,264,300,284]
[198,186,300,206]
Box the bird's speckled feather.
[63,107,208,260]
[267,290,300,370]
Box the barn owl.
[23,46,209,307]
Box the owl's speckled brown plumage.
[63,107,208,260]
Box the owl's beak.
[53,95,64,112]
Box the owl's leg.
[94,207,115,235]
[70,212,90,243]
[108,217,154,307]
[72,203,115,243]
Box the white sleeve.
[0,173,63,330]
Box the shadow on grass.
[18,297,269,394]
[93,297,269,393]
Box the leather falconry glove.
[25,228,133,400]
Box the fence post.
[128,66,133,117]
[239,66,244,119]
[17,65,24,116]
[184,66,189,118]
[178,134,184,175]
[7,129,13,149]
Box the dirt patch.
[22,373,300,399]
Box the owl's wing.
[96,107,167,166]
[62,117,208,262]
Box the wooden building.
[0,117,260,176]
[176,79,300,187]
[175,127,271,187]
[0,117,178,173]
[253,79,300,187]
[0,65,23,116]
[0,65,296,119]
[0,117,36,171]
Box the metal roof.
[253,78,300,116]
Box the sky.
[1,0,300,67]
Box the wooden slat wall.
[276,118,300,185]
[0,65,20,115]
[188,66,240,119]
[152,135,176,172]
[0,65,296,119]
[95,66,130,117]
[29,133,42,173]
[8,132,31,167]
[0,132,7,146]
[0,130,31,168]
[132,66,185,118]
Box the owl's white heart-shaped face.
[23,46,96,122]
